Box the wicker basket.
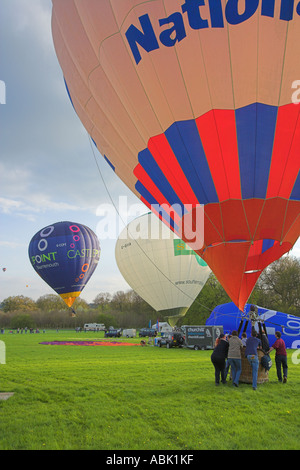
[239,349,269,384]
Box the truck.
[84,323,106,331]
[181,325,224,350]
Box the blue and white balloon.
[206,302,300,349]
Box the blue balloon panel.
[206,302,300,349]
[28,221,100,306]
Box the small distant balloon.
[2,268,6,272]
[28,221,100,307]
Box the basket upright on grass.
[239,350,269,384]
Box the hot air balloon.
[28,221,100,308]
[206,302,300,349]
[115,212,211,325]
[51,0,300,312]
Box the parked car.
[139,328,157,337]
[157,331,185,348]
[104,328,122,338]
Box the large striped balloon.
[51,0,300,311]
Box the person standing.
[211,334,229,385]
[227,331,243,387]
[241,332,247,346]
[258,331,269,354]
[245,332,262,390]
[267,332,288,383]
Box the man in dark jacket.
[211,334,229,385]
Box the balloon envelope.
[52,0,300,311]
[28,221,100,307]
[206,302,300,349]
[115,213,211,325]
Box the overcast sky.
[0,0,146,303]
[0,0,299,305]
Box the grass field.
[0,329,299,450]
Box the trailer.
[181,325,224,350]
[122,329,136,338]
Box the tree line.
[0,290,157,330]
[0,256,299,329]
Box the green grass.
[0,330,299,450]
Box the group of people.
[211,329,288,390]
[0,327,46,334]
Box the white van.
[122,329,136,338]
[84,323,106,331]
[161,325,173,335]
[156,322,173,335]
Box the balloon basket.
[239,349,269,384]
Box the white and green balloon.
[115,213,211,326]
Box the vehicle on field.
[123,329,136,338]
[157,331,185,348]
[139,328,157,337]
[181,325,223,350]
[153,322,173,335]
[84,323,106,331]
[104,328,122,338]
